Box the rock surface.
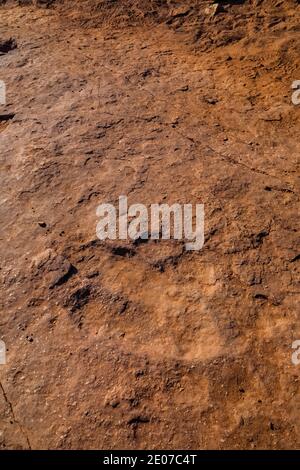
[0,0,299,450]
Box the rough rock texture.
[0,0,299,449]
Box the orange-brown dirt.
[0,0,299,450]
